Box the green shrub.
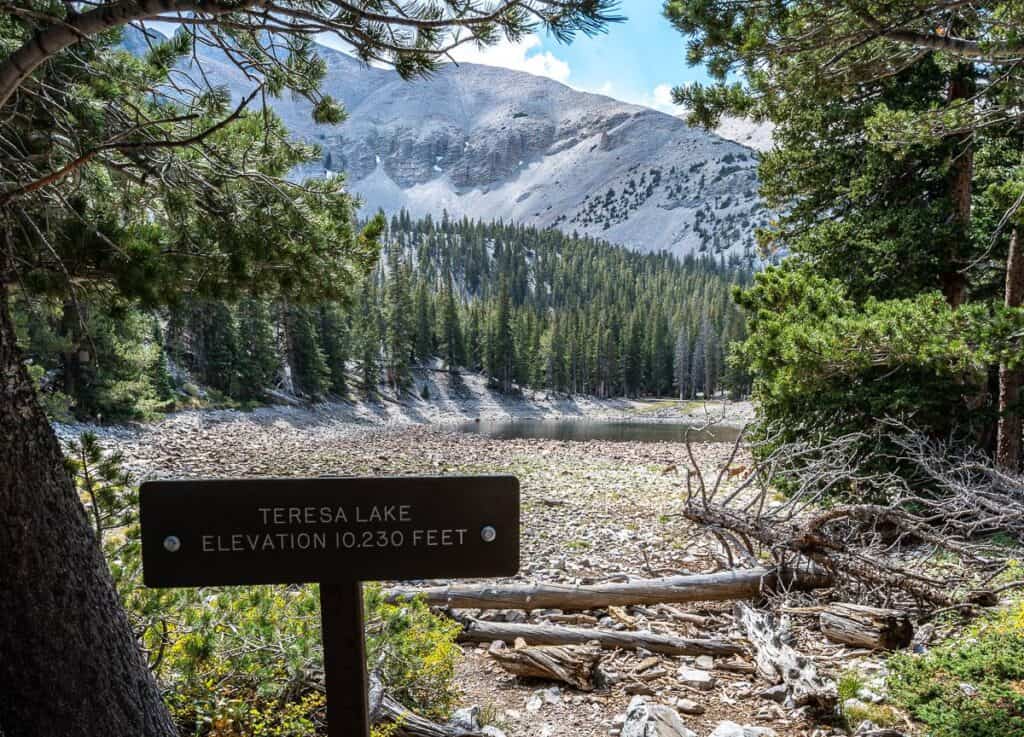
[72,433,462,736]
[888,602,1024,737]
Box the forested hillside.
[14,214,750,420]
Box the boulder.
[621,697,697,737]
[676,667,716,691]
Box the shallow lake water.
[454,419,741,443]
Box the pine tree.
[701,318,718,399]
[384,244,413,393]
[487,278,517,393]
[194,301,239,397]
[621,315,643,397]
[439,271,464,371]
[355,280,382,396]
[674,324,691,400]
[691,328,706,399]
[464,302,483,372]
[286,304,329,398]
[318,303,350,396]
[236,298,279,401]
[651,311,673,396]
[413,280,434,363]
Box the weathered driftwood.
[385,567,831,611]
[819,603,913,650]
[736,603,836,710]
[456,617,744,656]
[490,642,601,690]
[369,675,484,737]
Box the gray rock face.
[621,697,697,737]
[182,38,767,260]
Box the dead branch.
[454,617,744,656]
[679,419,1024,613]
[384,567,831,611]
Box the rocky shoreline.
[55,368,754,448]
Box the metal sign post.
[139,475,520,737]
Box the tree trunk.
[997,227,1024,470]
[455,617,744,656]
[59,298,84,402]
[385,567,830,611]
[490,642,602,690]
[0,283,175,737]
[941,64,975,308]
[819,603,913,651]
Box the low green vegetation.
[71,432,461,736]
[836,671,902,731]
[887,603,1024,737]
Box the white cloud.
[576,81,683,115]
[649,83,677,112]
[622,83,679,115]
[448,35,571,83]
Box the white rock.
[525,695,542,713]
[676,667,716,691]
[694,655,715,670]
[674,698,705,715]
[620,696,697,737]
[709,721,778,737]
[449,706,481,729]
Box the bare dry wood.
[678,418,1024,612]
[819,603,913,650]
[490,642,601,690]
[455,617,744,656]
[369,675,484,737]
[737,603,836,710]
[385,567,831,610]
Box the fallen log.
[385,567,831,611]
[490,642,601,690]
[819,603,913,650]
[456,617,744,656]
[736,603,836,710]
[369,674,484,737]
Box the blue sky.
[447,0,710,113]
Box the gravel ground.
[58,394,861,737]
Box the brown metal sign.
[140,475,520,587]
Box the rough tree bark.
[941,62,974,309]
[0,283,176,737]
[819,603,913,651]
[490,642,602,690]
[997,227,1024,470]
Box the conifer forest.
[4,2,1024,737]
[14,213,751,420]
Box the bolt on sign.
[140,475,520,736]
